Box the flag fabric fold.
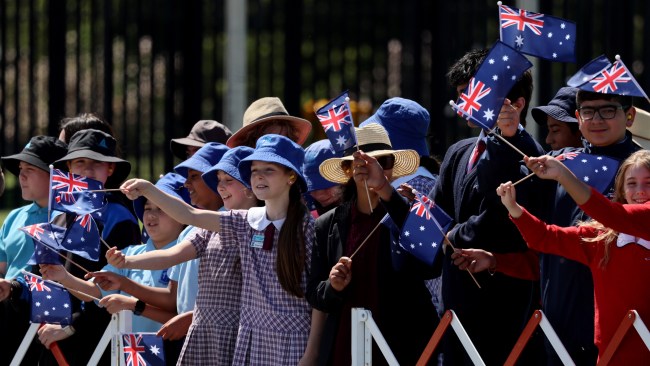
[316,90,357,153]
[50,168,106,215]
[451,40,533,130]
[498,3,576,62]
[568,55,648,98]
[122,333,166,366]
[63,213,101,261]
[23,271,72,325]
[557,151,619,194]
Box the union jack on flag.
[316,90,357,153]
[27,274,51,292]
[51,169,89,192]
[22,224,45,241]
[499,4,576,62]
[568,55,648,98]
[451,41,532,130]
[49,168,106,215]
[122,333,165,366]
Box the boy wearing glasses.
[537,89,640,366]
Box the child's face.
[310,185,343,207]
[216,171,256,210]
[67,158,114,184]
[623,164,650,204]
[249,161,292,201]
[18,162,50,205]
[576,100,632,147]
[545,118,582,150]
[184,168,223,210]
[142,200,184,245]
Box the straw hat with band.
[170,120,232,159]
[319,123,420,184]
[2,136,68,176]
[237,134,307,192]
[226,97,312,148]
[54,129,131,188]
[133,172,190,223]
[202,146,255,194]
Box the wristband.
[133,299,146,316]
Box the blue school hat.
[532,87,579,126]
[202,146,255,194]
[238,134,307,192]
[359,97,430,156]
[133,172,190,223]
[302,139,341,193]
[174,142,230,177]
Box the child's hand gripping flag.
[316,90,357,153]
[450,40,533,131]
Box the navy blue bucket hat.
[202,146,255,194]
[133,172,190,222]
[238,134,307,192]
[532,87,579,126]
[360,97,430,156]
[2,136,68,176]
[174,142,230,177]
[302,139,341,193]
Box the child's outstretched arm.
[525,155,591,205]
[496,182,523,218]
[39,264,102,301]
[121,178,221,232]
[106,240,197,270]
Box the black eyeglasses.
[340,154,395,172]
[577,105,624,121]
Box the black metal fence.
[1,0,649,208]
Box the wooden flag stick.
[100,238,113,250]
[65,287,102,302]
[43,246,91,274]
[513,172,536,186]
[443,236,481,289]
[84,188,122,193]
[350,220,383,260]
[487,129,527,159]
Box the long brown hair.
[580,150,650,267]
[277,182,309,297]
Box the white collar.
[617,233,650,250]
[246,206,285,231]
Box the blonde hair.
[580,150,650,267]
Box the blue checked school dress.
[223,208,315,366]
[177,227,242,365]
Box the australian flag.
[62,213,101,261]
[499,4,576,62]
[316,90,357,153]
[50,168,106,215]
[399,192,453,266]
[451,40,533,131]
[20,222,66,265]
[557,151,619,194]
[568,55,648,98]
[23,272,72,325]
[122,333,166,366]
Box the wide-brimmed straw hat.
[2,136,68,176]
[226,97,312,148]
[319,123,420,184]
[54,129,131,188]
[628,107,650,149]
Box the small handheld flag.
[23,271,72,325]
[122,333,166,366]
[450,40,533,130]
[498,2,577,62]
[63,213,101,261]
[557,151,619,194]
[568,55,649,100]
[316,91,357,153]
[50,168,106,215]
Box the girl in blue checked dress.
[109,135,317,365]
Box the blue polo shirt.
[0,203,49,279]
[167,225,199,314]
[97,238,177,332]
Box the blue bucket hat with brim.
[302,139,341,192]
[202,146,255,194]
[238,134,307,192]
[532,87,579,126]
[2,136,68,176]
[174,142,230,178]
[359,97,430,156]
[133,172,190,223]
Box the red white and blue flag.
[499,4,576,62]
[122,333,165,366]
[22,272,72,325]
[316,90,357,153]
[568,55,648,98]
[451,41,533,130]
[557,151,620,194]
[49,168,106,216]
[63,213,101,261]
